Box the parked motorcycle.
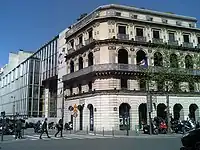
[143,121,159,135]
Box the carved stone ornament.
[94,47,100,52]
[83,53,86,57]
[129,23,133,27]
[111,21,115,25]
[95,22,100,27]
[108,45,116,50]
[130,47,134,51]
[107,20,112,25]
[148,49,152,53]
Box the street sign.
[73,104,78,113]
[73,112,78,118]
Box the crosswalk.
[22,133,114,141]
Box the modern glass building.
[0,35,59,119]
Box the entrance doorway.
[87,104,94,131]
[119,103,131,130]
[138,103,147,129]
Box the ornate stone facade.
[57,4,200,131]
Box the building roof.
[99,4,197,22]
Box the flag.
[138,57,148,67]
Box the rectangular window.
[183,35,190,43]
[88,29,93,39]
[189,82,194,92]
[140,80,146,91]
[70,87,73,95]
[78,84,82,94]
[168,33,175,42]
[121,78,127,89]
[136,28,143,37]
[153,30,160,39]
[198,37,200,44]
[78,35,83,44]
[69,39,74,48]
[133,15,137,19]
[88,81,92,91]
[115,12,121,16]
[118,25,126,34]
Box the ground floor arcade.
[64,94,200,131]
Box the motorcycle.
[143,122,159,135]
[159,121,167,134]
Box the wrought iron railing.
[135,36,146,42]
[168,40,179,46]
[117,34,129,40]
[85,38,94,45]
[76,43,84,50]
[62,63,200,81]
[183,42,193,48]
[152,38,163,44]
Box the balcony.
[168,40,179,46]
[76,43,83,50]
[62,63,200,82]
[85,38,94,45]
[152,38,163,44]
[117,34,129,40]
[68,48,75,54]
[135,36,146,42]
[183,42,193,48]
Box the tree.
[140,46,200,134]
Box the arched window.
[70,61,74,73]
[170,54,178,68]
[154,52,163,66]
[185,55,193,69]
[78,57,83,70]
[118,49,128,64]
[88,52,93,66]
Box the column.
[44,88,49,118]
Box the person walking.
[55,119,63,137]
[15,119,22,140]
[39,118,50,139]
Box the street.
[0,131,183,150]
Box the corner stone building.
[58,4,200,131]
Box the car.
[180,128,200,150]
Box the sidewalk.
[70,130,183,139]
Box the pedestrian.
[15,119,22,140]
[55,119,63,137]
[39,118,50,139]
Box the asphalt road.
[0,135,182,150]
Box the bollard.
[86,126,88,134]
[1,117,4,141]
[112,127,114,137]
[94,128,96,136]
[126,125,129,136]
[103,127,104,136]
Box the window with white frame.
[153,30,160,39]
[136,28,144,37]
[197,36,200,44]
[168,32,175,42]
[118,25,126,34]
[69,39,74,48]
[183,34,190,43]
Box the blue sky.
[0,0,200,67]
